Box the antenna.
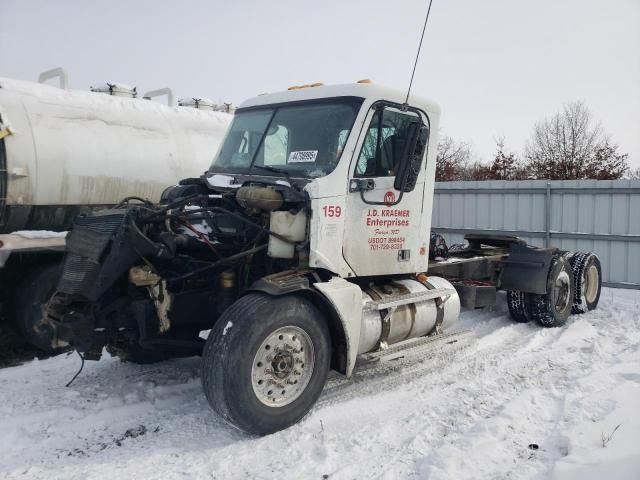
[404,0,434,106]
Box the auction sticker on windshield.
[288,150,318,163]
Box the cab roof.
[238,82,440,117]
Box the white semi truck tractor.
[41,81,602,435]
[0,70,232,350]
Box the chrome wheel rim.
[584,264,599,304]
[554,270,571,313]
[251,326,315,407]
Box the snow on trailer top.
[0,77,232,127]
[239,82,441,116]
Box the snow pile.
[0,288,638,479]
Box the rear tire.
[526,255,575,328]
[201,293,331,436]
[507,290,529,322]
[569,252,602,314]
[14,263,64,352]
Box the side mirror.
[394,124,429,192]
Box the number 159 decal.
[322,205,342,217]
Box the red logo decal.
[419,246,427,256]
[384,191,396,206]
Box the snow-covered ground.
[0,288,638,480]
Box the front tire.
[201,293,331,436]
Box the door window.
[355,108,420,177]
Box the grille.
[74,211,128,233]
[57,210,128,298]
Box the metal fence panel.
[432,180,640,288]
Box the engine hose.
[114,196,154,208]
[166,206,298,245]
[168,244,268,282]
[178,219,220,256]
[146,194,212,218]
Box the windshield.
[209,97,363,178]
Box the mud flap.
[500,245,556,295]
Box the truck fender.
[500,244,557,294]
[249,273,362,377]
[311,278,362,377]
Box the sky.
[1,0,639,168]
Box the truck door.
[342,104,428,276]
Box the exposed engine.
[44,177,310,359]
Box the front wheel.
[201,293,331,435]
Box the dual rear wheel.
[569,252,602,314]
[507,252,601,327]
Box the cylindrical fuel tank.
[0,77,232,232]
[357,276,461,354]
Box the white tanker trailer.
[0,70,232,350]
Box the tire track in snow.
[306,315,609,479]
[349,299,640,479]
[318,333,474,407]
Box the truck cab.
[213,82,439,277]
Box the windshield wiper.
[252,165,295,185]
[253,165,287,175]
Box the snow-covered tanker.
[0,69,232,349]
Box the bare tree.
[463,161,493,181]
[436,135,471,181]
[583,140,629,179]
[626,167,640,180]
[489,137,525,180]
[524,101,628,180]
